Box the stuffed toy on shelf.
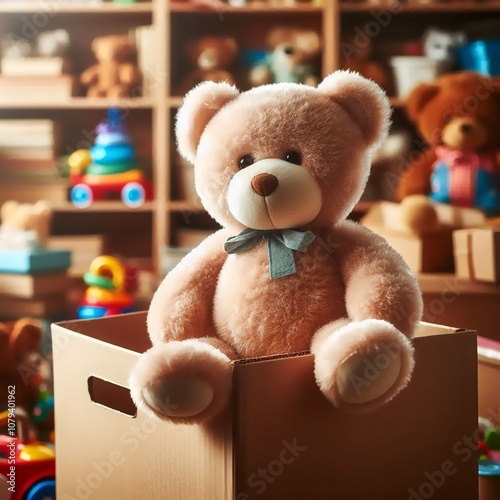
[396,71,500,231]
[178,36,237,94]
[0,200,52,250]
[249,27,321,87]
[80,35,140,98]
[340,34,388,90]
[129,71,423,425]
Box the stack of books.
[0,55,76,104]
[0,247,71,321]
[0,119,69,204]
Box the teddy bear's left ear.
[176,81,240,164]
[318,71,391,149]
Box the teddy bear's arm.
[331,220,422,336]
[396,148,437,201]
[147,228,232,345]
[81,65,100,86]
[119,63,140,85]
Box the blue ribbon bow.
[224,228,316,279]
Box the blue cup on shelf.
[458,40,500,76]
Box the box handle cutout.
[88,376,137,418]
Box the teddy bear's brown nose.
[251,173,279,197]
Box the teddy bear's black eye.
[443,112,453,125]
[239,155,254,170]
[284,150,302,165]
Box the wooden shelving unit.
[1,0,500,279]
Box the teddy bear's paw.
[129,340,233,424]
[400,195,439,233]
[314,319,415,412]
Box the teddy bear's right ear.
[1,200,18,222]
[175,81,239,164]
[406,83,440,123]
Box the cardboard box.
[362,201,485,273]
[454,228,500,283]
[52,313,478,500]
[478,336,500,423]
[419,273,500,342]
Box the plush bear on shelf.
[0,200,52,250]
[249,27,321,87]
[0,319,45,415]
[397,71,500,229]
[129,71,423,424]
[179,36,237,94]
[81,35,140,98]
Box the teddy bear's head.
[407,71,500,152]
[0,319,43,381]
[189,36,237,72]
[0,200,52,248]
[91,35,134,63]
[176,71,390,231]
[267,27,321,73]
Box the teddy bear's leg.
[129,336,237,424]
[87,86,106,97]
[311,318,414,412]
[106,84,129,98]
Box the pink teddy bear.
[129,71,423,424]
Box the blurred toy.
[77,255,136,319]
[0,201,52,250]
[36,29,70,58]
[0,319,45,416]
[1,29,70,59]
[249,27,321,86]
[68,108,153,208]
[179,36,237,94]
[129,72,422,425]
[0,408,56,500]
[423,27,465,73]
[81,35,140,98]
[362,129,413,202]
[397,72,500,231]
[340,34,388,89]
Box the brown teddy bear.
[179,36,237,94]
[249,27,321,87]
[129,71,422,425]
[396,72,500,229]
[81,35,141,98]
[0,319,45,415]
[0,200,52,250]
[340,34,388,90]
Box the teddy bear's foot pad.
[314,319,415,412]
[336,347,402,404]
[142,375,214,418]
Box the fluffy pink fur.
[129,71,423,424]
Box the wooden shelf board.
[0,2,153,14]
[169,96,184,108]
[52,200,156,212]
[0,98,154,110]
[340,1,500,12]
[390,97,405,108]
[170,1,322,13]
[169,200,205,212]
